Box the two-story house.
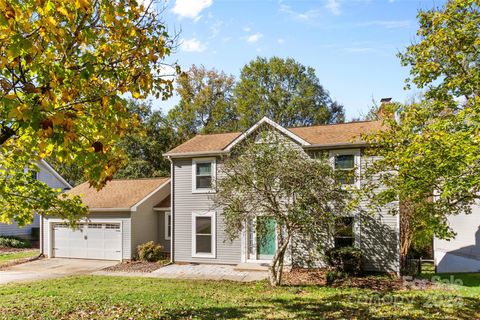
[164,117,401,274]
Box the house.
[40,178,170,261]
[163,117,401,274]
[434,203,480,273]
[0,160,72,240]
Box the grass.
[0,274,478,319]
[0,250,38,267]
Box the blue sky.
[155,0,445,120]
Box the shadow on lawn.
[153,291,480,320]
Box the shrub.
[0,236,31,248]
[325,246,362,275]
[137,241,164,262]
[325,269,346,286]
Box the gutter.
[163,150,229,159]
[303,142,369,150]
[89,208,132,212]
[167,156,175,263]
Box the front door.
[247,217,276,261]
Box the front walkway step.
[234,263,270,272]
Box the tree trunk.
[399,200,414,274]
[268,234,290,287]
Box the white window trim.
[191,211,216,258]
[329,149,361,189]
[192,158,216,194]
[165,211,171,240]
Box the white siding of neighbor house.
[0,161,71,238]
[434,202,480,273]
[42,212,132,260]
[173,157,242,264]
[130,181,171,257]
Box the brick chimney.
[377,97,393,119]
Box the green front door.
[257,217,276,258]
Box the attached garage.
[41,178,171,261]
[52,222,122,260]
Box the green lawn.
[0,250,38,267]
[0,274,478,319]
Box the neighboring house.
[0,160,71,239]
[434,202,480,273]
[41,178,170,261]
[163,117,401,274]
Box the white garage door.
[53,222,122,260]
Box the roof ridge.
[287,120,381,130]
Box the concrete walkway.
[95,264,268,282]
[0,258,117,285]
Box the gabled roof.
[67,178,170,210]
[224,117,310,151]
[39,160,72,189]
[164,118,383,157]
[154,194,171,210]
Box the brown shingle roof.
[165,120,383,156]
[166,132,241,155]
[154,195,171,209]
[289,120,383,145]
[67,178,170,209]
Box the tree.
[50,100,176,184]
[362,0,480,270]
[116,100,174,179]
[168,65,237,141]
[233,57,345,129]
[214,129,349,286]
[0,0,177,225]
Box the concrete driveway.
[0,258,118,285]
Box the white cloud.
[279,4,321,21]
[181,38,207,52]
[243,25,251,32]
[172,0,213,19]
[209,19,223,39]
[357,20,411,29]
[277,38,285,45]
[245,32,263,43]
[325,0,341,15]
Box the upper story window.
[330,149,360,187]
[334,154,355,185]
[334,217,354,248]
[192,158,216,193]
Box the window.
[334,154,355,185]
[334,217,354,248]
[192,158,216,192]
[165,212,171,240]
[192,212,216,258]
[30,170,38,180]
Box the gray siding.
[130,182,171,257]
[0,161,70,237]
[42,212,132,260]
[157,211,171,252]
[357,153,400,273]
[173,158,242,264]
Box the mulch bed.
[282,268,438,291]
[0,247,32,254]
[103,260,169,273]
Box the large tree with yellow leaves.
[0,0,177,226]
